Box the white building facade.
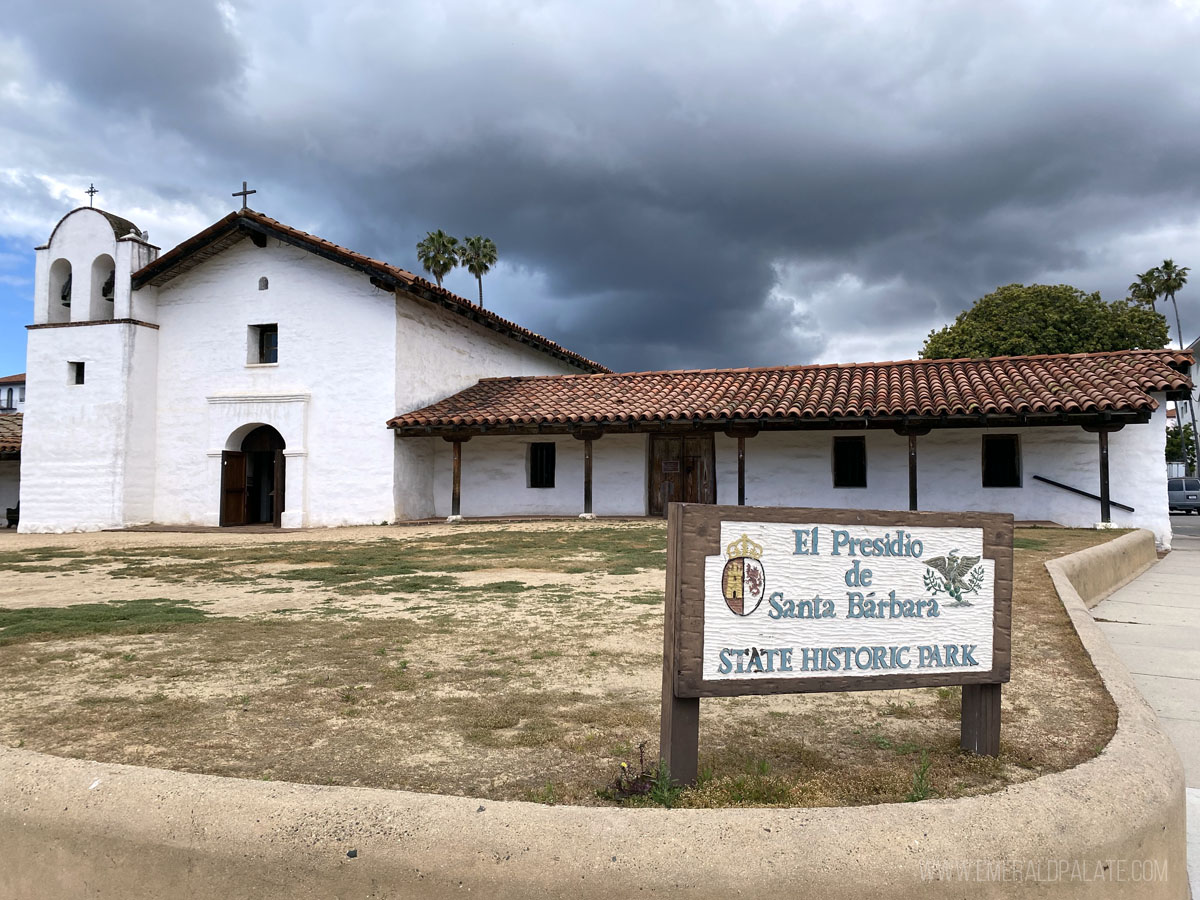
[420,417,1171,534]
[15,205,1193,548]
[18,207,594,533]
[393,352,1193,549]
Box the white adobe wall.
[19,323,156,532]
[152,240,398,528]
[19,208,161,533]
[917,411,1171,545]
[0,460,19,513]
[728,415,1172,546]
[432,433,648,518]
[395,298,588,520]
[426,412,1174,545]
[122,327,159,524]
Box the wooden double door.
[649,434,715,516]
[221,425,286,527]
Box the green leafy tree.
[415,229,459,288]
[456,235,498,308]
[921,283,1169,359]
[1128,269,1160,314]
[1167,422,1197,474]
[1155,258,1190,350]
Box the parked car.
[1168,477,1200,514]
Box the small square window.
[982,435,1021,487]
[248,324,278,364]
[832,436,867,488]
[529,442,555,488]
[69,361,85,385]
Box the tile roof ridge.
[475,347,1187,384]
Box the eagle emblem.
[923,550,985,606]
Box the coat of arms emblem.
[721,533,766,616]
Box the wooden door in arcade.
[649,434,715,516]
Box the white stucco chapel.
[13,204,1195,547]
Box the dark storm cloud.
[3,1,1200,372]
[7,0,245,127]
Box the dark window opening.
[102,270,115,301]
[529,442,555,488]
[258,276,269,291]
[832,436,867,488]
[249,324,278,364]
[982,435,1021,487]
[2,388,11,409]
[69,361,85,385]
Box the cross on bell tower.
[232,181,257,210]
[85,183,98,207]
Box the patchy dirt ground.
[0,520,1118,807]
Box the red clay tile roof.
[0,413,21,454]
[388,349,1193,434]
[130,209,607,373]
[0,373,24,384]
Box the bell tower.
[19,200,162,531]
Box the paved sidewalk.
[1093,530,1200,894]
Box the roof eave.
[388,408,1155,438]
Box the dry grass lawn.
[0,520,1118,807]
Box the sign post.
[660,504,1013,785]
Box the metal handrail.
[1032,475,1135,513]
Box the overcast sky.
[2,0,1199,377]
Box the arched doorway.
[220,425,286,526]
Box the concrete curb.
[0,533,1188,898]
[1048,528,1160,609]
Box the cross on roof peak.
[85,183,98,207]
[232,180,257,210]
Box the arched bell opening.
[220,424,286,527]
[48,258,72,324]
[89,253,116,320]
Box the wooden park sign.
[660,504,1013,784]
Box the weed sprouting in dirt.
[603,741,684,808]
[905,751,934,801]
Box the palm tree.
[1129,269,1160,314]
[1156,258,1190,350]
[415,230,459,288]
[456,236,498,308]
[1154,259,1199,475]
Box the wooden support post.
[737,436,746,506]
[907,431,918,512]
[659,503,699,784]
[583,438,593,515]
[1083,423,1123,522]
[725,425,757,508]
[451,440,462,517]
[960,683,1002,756]
[1098,429,1111,523]
[573,430,602,516]
[660,681,700,785]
